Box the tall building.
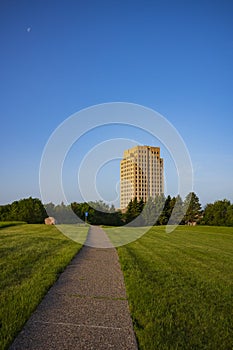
[120,145,164,209]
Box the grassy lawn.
[104,225,233,349]
[0,222,26,229]
[0,223,89,350]
[58,223,90,244]
[102,226,148,246]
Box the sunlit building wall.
[120,146,164,209]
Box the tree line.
[124,192,202,226]
[0,197,47,224]
[45,201,122,226]
[0,194,233,226]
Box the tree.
[158,195,172,225]
[169,195,184,225]
[124,199,134,224]
[71,202,94,223]
[201,203,214,225]
[0,204,11,221]
[138,198,145,213]
[71,202,84,220]
[142,197,156,226]
[88,200,112,213]
[2,197,47,223]
[202,199,232,226]
[183,192,202,224]
[44,202,56,218]
[226,204,233,226]
[124,197,144,225]
[71,201,123,226]
[155,194,166,225]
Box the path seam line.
[33,320,124,330]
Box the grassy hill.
[2,223,232,349]
[0,223,89,349]
[104,225,233,349]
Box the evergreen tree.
[132,197,140,217]
[138,198,145,213]
[124,199,134,224]
[159,195,172,225]
[169,195,184,225]
[124,197,144,225]
[155,194,166,225]
[142,197,156,226]
[183,192,202,224]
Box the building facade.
[120,145,164,209]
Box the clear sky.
[1,0,233,208]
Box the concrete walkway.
[10,226,138,350]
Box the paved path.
[10,226,138,350]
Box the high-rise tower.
[120,145,164,209]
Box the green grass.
[104,225,233,349]
[103,226,149,246]
[58,223,90,244]
[0,221,26,229]
[0,223,89,350]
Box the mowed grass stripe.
[0,222,25,229]
[0,223,89,350]
[104,226,233,350]
[149,227,233,278]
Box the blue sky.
[1,0,233,207]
